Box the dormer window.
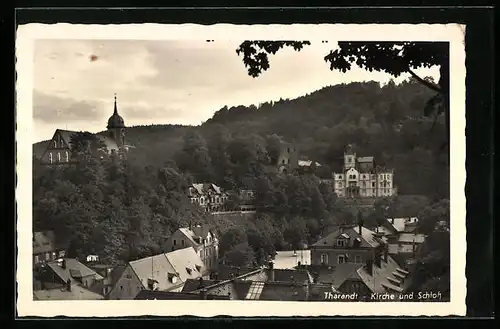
[186,267,192,275]
[53,140,57,148]
[336,239,347,247]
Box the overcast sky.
[33,39,440,142]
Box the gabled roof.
[190,183,223,195]
[312,226,385,249]
[55,129,79,147]
[129,253,179,291]
[164,247,207,282]
[33,230,65,254]
[191,224,212,240]
[47,259,103,283]
[357,255,410,294]
[33,284,104,300]
[329,264,364,289]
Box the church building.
[39,95,131,165]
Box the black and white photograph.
[16,23,466,317]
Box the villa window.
[338,255,347,264]
[57,152,61,162]
[173,239,177,246]
[320,254,328,264]
[64,151,69,162]
[48,152,53,164]
[372,182,375,188]
[53,140,57,148]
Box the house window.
[320,254,328,264]
[64,151,69,162]
[338,255,347,264]
[48,152,53,164]
[34,255,39,263]
[181,240,184,246]
[372,182,375,187]
[354,255,362,264]
[57,152,61,162]
[45,253,50,260]
[53,140,57,148]
[173,239,176,246]
[282,159,285,164]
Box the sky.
[33,39,440,143]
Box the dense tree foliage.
[33,78,450,294]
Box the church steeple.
[113,93,118,115]
[107,93,125,129]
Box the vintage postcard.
[16,23,466,317]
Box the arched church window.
[53,140,57,148]
[64,151,69,162]
[48,152,53,164]
[57,152,61,162]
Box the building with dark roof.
[38,94,133,165]
[310,222,388,269]
[107,247,209,300]
[161,224,218,271]
[33,230,67,267]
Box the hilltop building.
[39,94,132,165]
[332,144,397,198]
[188,183,228,212]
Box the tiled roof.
[328,264,364,289]
[357,255,411,294]
[192,224,212,240]
[47,259,103,283]
[190,183,223,195]
[129,253,180,291]
[272,269,314,284]
[56,129,79,147]
[134,290,230,300]
[312,226,385,249]
[33,231,62,255]
[164,247,207,282]
[181,279,221,292]
[33,284,104,300]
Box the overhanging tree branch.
[408,69,442,93]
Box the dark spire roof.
[107,93,125,129]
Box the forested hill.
[33,78,448,200]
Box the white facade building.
[333,144,397,198]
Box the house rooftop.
[46,258,103,283]
[357,255,411,294]
[33,284,104,300]
[312,225,386,249]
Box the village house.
[35,258,106,296]
[184,262,338,301]
[188,183,228,212]
[107,247,209,300]
[33,280,105,301]
[376,217,427,266]
[332,144,398,198]
[38,95,132,165]
[33,230,67,267]
[310,222,388,268]
[161,224,219,271]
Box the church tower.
[106,94,126,147]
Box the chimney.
[62,259,67,269]
[391,218,394,224]
[384,248,388,262]
[268,261,275,282]
[304,283,310,301]
[66,278,71,291]
[358,220,363,235]
[199,288,207,300]
[366,259,373,276]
